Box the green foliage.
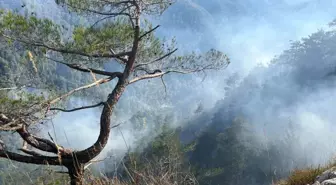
[0,91,45,106]
[187,117,294,185]
[116,126,197,184]
[70,19,134,54]
[0,90,47,127]
[130,125,183,164]
[200,167,224,178]
[183,141,196,153]
[0,10,62,48]
[189,118,251,184]
[55,0,174,16]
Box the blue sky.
[155,0,336,73]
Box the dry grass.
[273,159,336,185]
[112,156,198,185]
[279,167,325,185]
[0,156,197,185]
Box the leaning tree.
[0,0,229,184]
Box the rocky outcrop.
[311,167,336,185]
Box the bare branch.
[136,67,162,74]
[0,87,22,91]
[0,150,62,165]
[89,4,135,29]
[90,15,113,28]
[50,102,104,112]
[48,76,117,105]
[46,57,123,77]
[0,114,24,131]
[109,48,128,64]
[128,71,168,84]
[17,126,60,154]
[84,162,93,170]
[139,25,160,41]
[135,48,178,68]
[85,8,132,17]
[65,1,136,29]
[103,0,133,6]
[160,76,167,96]
[111,123,121,129]
[128,67,211,84]
[19,148,43,157]
[0,114,10,123]
[65,1,133,16]
[0,124,23,131]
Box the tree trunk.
[66,162,85,185]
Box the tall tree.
[0,1,229,184]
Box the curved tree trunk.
[74,81,126,161]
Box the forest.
[0,0,336,185]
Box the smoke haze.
[2,0,336,176]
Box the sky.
[2,0,336,173]
[155,0,336,73]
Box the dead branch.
[135,67,162,74]
[50,102,104,112]
[0,150,62,165]
[46,57,123,77]
[139,25,160,41]
[0,86,23,91]
[0,115,24,131]
[128,71,168,84]
[0,124,23,131]
[109,48,128,64]
[66,1,135,28]
[128,67,212,84]
[85,8,132,17]
[160,76,167,95]
[48,76,116,106]
[111,123,121,129]
[17,125,61,154]
[19,148,44,157]
[65,1,133,17]
[135,48,178,68]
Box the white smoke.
[2,0,336,177]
